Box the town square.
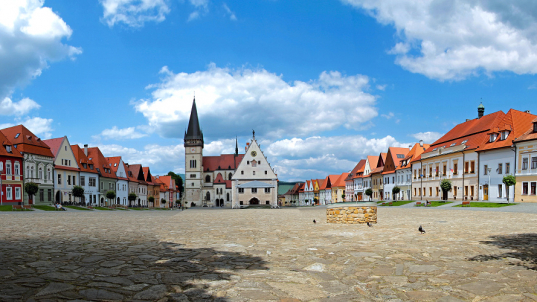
[3,0,537,301]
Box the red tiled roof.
[203,154,245,171]
[0,131,23,158]
[213,173,232,188]
[142,167,154,184]
[106,156,128,180]
[1,125,54,157]
[320,175,339,190]
[478,109,537,151]
[382,147,410,174]
[347,159,366,180]
[126,164,145,183]
[298,183,305,193]
[515,117,537,143]
[42,137,64,158]
[72,145,98,174]
[367,156,379,170]
[316,178,325,189]
[370,167,384,174]
[333,172,349,187]
[87,147,117,179]
[156,175,175,191]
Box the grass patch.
[93,206,113,211]
[0,205,13,211]
[152,208,171,210]
[379,200,415,207]
[32,205,57,211]
[64,205,92,211]
[113,207,128,210]
[128,207,148,210]
[454,202,517,208]
[415,201,453,207]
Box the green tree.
[128,192,137,202]
[106,190,116,204]
[168,171,184,193]
[392,186,401,200]
[440,179,452,201]
[148,196,155,205]
[503,175,516,203]
[24,182,39,205]
[162,198,167,204]
[365,188,373,201]
[72,186,85,204]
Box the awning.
[237,181,275,188]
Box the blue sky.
[1,0,537,180]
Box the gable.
[54,137,79,169]
[232,138,277,180]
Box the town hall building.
[184,99,278,208]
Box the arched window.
[47,168,51,180]
[30,166,34,178]
[206,191,210,201]
[205,175,211,183]
[39,167,43,179]
[226,193,230,201]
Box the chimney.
[409,145,412,150]
[419,140,423,147]
[525,110,531,113]
[84,144,88,156]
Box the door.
[483,185,488,201]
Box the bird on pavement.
[367,222,373,227]
[419,225,425,234]
[313,219,316,224]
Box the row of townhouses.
[284,105,537,204]
[0,125,178,207]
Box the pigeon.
[313,219,316,224]
[367,222,373,227]
[419,225,425,234]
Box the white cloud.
[376,84,387,91]
[94,126,148,140]
[187,0,208,21]
[223,3,237,21]
[0,97,40,116]
[410,131,442,144]
[529,83,537,90]
[0,0,81,99]
[343,0,537,81]
[100,0,170,27]
[187,11,200,22]
[21,117,54,139]
[381,112,394,119]
[135,64,378,139]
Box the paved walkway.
[2,208,537,301]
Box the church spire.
[235,136,238,157]
[184,97,204,147]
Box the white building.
[107,156,129,205]
[72,145,99,205]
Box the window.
[523,158,529,170]
[506,163,510,174]
[532,157,537,169]
[251,188,257,193]
[39,189,44,201]
[453,186,457,197]
[453,163,458,175]
[5,145,12,153]
[241,171,244,175]
[14,162,19,175]
[81,176,85,186]
[65,146,67,151]
[436,187,439,196]
[498,163,502,174]
[89,177,96,187]
[265,188,271,193]
[253,171,255,175]
[15,187,20,199]
[414,188,417,196]
[435,166,439,177]
[490,133,498,142]
[14,133,20,138]
[429,187,432,196]
[229,173,232,180]
[247,161,250,165]
[531,182,537,195]
[101,182,103,190]
[534,123,537,132]
[238,188,244,193]
[471,186,475,197]
[39,168,43,179]
[429,167,432,177]
[484,165,488,175]
[67,175,71,185]
[265,171,267,175]
[189,174,196,178]
[73,176,76,186]
[6,161,11,175]
[6,187,12,200]
[252,161,257,167]
[523,182,529,195]
[58,174,62,185]
[465,162,469,173]
[48,189,52,201]
[189,160,197,168]
[465,186,468,196]
[501,131,509,140]
[470,161,475,173]
[205,175,211,182]
[443,165,447,176]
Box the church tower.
[184,98,204,205]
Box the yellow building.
[371,153,386,201]
[514,118,537,202]
[331,173,349,203]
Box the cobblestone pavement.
[1,208,537,301]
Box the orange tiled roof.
[401,143,430,167]
[106,156,128,180]
[320,175,339,190]
[347,159,366,180]
[414,111,506,161]
[316,178,325,189]
[87,147,117,179]
[42,137,64,158]
[478,109,537,151]
[382,147,410,174]
[203,154,245,171]
[142,167,154,185]
[126,164,145,183]
[367,155,379,170]
[515,117,537,143]
[370,167,384,174]
[333,172,349,187]
[0,131,23,158]
[72,145,98,174]
[298,183,305,193]
[1,125,54,157]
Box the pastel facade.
[44,136,80,204]
[382,147,410,201]
[72,145,99,205]
[107,156,129,206]
[513,117,537,202]
[371,153,386,201]
[87,147,117,206]
[395,143,429,201]
[1,125,54,205]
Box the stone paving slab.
[1,208,537,301]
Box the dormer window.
[14,133,20,139]
[6,145,12,153]
[534,122,537,132]
[433,148,437,151]
[500,131,510,141]
[490,133,498,142]
[462,140,468,144]
[450,143,456,147]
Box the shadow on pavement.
[0,238,268,301]
[468,233,537,270]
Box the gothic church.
[184,99,278,208]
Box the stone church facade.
[184,99,278,208]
